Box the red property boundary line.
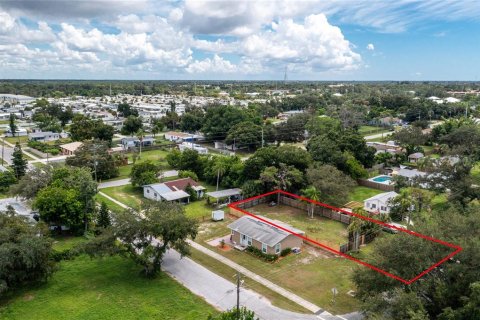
[228,189,463,285]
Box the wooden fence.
[357,178,395,191]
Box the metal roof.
[206,188,242,199]
[160,190,190,201]
[228,215,304,247]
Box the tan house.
[60,142,83,156]
[228,215,304,255]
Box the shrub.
[246,246,278,262]
[280,248,291,257]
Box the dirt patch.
[23,294,34,301]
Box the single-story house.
[4,128,28,137]
[60,141,83,156]
[121,136,155,149]
[178,142,208,154]
[366,141,403,155]
[408,152,424,163]
[364,191,399,214]
[228,215,304,255]
[392,167,427,181]
[143,177,205,203]
[28,131,60,142]
[164,131,204,142]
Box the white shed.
[212,210,225,221]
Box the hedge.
[246,245,278,262]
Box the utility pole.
[1,136,4,166]
[92,144,98,183]
[234,271,244,319]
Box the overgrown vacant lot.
[249,204,349,249]
[0,239,217,320]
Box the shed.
[206,188,242,204]
[211,210,224,221]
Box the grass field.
[189,248,310,314]
[100,185,143,210]
[111,149,172,180]
[95,193,126,212]
[250,204,348,248]
[358,125,391,136]
[0,243,217,320]
[195,205,361,314]
[348,186,384,202]
[4,136,29,144]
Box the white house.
[28,131,60,142]
[143,177,205,203]
[364,191,399,214]
[178,142,208,154]
[164,131,204,142]
[4,128,28,137]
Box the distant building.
[178,142,208,154]
[164,131,204,142]
[408,152,424,163]
[4,128,28,137]
[143,177,205,203]
[60,142,83,156]
[28,131,60,142]
[364,191,399,215]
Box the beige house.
[60,142,83,156]
[228,215,304,255]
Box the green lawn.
[195,205,361,314]
[358,125,391,136]
[100,185,143,210]
[348,186,383,202]
[189,248,310,314]
[111,149,172,180]
[95,193,126,213]
[52,236,88,252]
[250,204,348,248]
[4,136,29,144]
[0,254,217,320]
[185,199,215,220]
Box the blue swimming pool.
[370,175,392,184]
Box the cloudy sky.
[0,0,479,80]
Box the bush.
[27,140,61,155]
[246,246,278,262]
[179,170,199,181]
[280,248,291,257]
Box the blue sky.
[0,0,479,80]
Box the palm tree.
[302,186,321,218]
[136,129,144,160]
[213,157,228,191]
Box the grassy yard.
[0,251,217,319]
[111,149,172,180]
[249,204,348,248]
[4,136,29,144]
[185,199,215,220]
[189,248,310,314]
[100,185,143,210]
[195,206,361,314]
[348,186,383,202]
[358,125,391,136]
[95,193,126,213]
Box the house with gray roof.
[143,177,205,203]
[364,191,399,214]
[228,215,304,255]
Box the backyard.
[0,237,218,320]
[249,204,349,249]
[194,204,361,314]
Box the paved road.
[98,170,178,189]
[163,249,344,320]
[97,187,362,320]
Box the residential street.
[162,249,353,320]
[97,192,362,320]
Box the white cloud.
[186,54,238,73]
[366,43,375,51]
[0,11,15,33]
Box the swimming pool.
[369,175,392,184]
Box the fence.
[357,178,395,191]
